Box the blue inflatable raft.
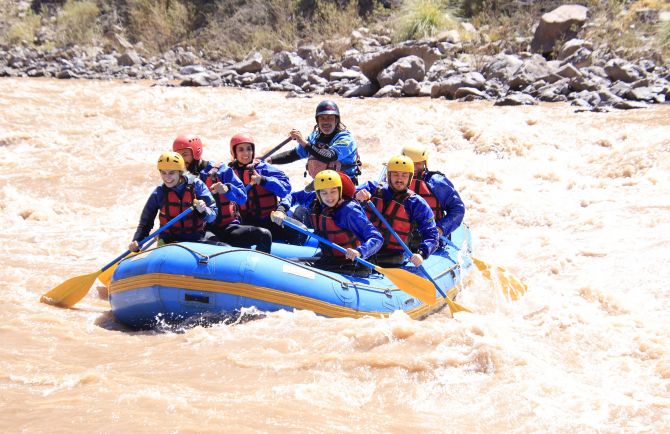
[108,224,473,328]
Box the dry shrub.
[127,0,191,53]
[308,1,364,45]
[5,9,41,44]
[200,0,299,59]
[656,20,670,57]
[580,0,670,62]
[56,0,101,46]
[470,2,540,54]
[200,0,363,60]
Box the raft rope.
[127,242,461,293]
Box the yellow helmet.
[401,144,429,164]
[387,155,414,186]
[387,155,414,174]
[314,170,342,202]
[157,151,185,171]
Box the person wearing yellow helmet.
[401,144,465,240]
[268,100,362,188]
[355,155,439,268]
[270,170,382,274]
[128,151,218,252]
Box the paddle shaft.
[100,206,194,273]
[244,137,292,192]
[282,219,374,270]
[366,202,448,298]
[259,137,292,161]
[281,215,437,304]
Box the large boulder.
[557,39,592,61]
[482,53,523,82]
[117,50,142,67]
[508,54,555,90]
[604,58,645,83]
[494,92,537,106]
[377,55,425,87]
[297,44,328,67]
[233,52,263,74]
[269,51,305,71]
[531,5,589,57]
[431,72,486,99]
[355,42,441,85]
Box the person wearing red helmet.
[228,132,296,244]
[172,134,272,253]
[268,100,362,188]
[271,170,382,275]
[128,151,218,252]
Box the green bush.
[393,0,458,41]
[56,0,101,46]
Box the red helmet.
[172,134,203,161]
[337,171,356,199]
[230,133,255,159]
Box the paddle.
[472,257,527,300]
[97,238,156,287]
[40,206,195,308]
[259,137,292,161]
[441,237,527,300]
[281,219,436,304]
[243,137,292,192]
[365,201,471,313]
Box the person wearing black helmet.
[268,99,362,188]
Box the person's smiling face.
[318,187,340,207]
[160,169,182,188]
[235,143,254,165]
[317,114,337,135]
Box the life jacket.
[205,172,240,228]
[309,201,360,258]
[159,181,206,238]
[367,189,415,251]
[410,173,444,221]
[233,163,278,222]
[306,133,362,180]
[307,155,342,179]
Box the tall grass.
[6,9,41,45]
[199,0,363,60]
[579,0,670,61]
[654,21,670,58]
[55,0,101,46]
[127,0,192,53]
[393,0,459,41]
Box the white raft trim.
[282,263,316,280]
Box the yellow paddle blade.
[98,251,141,287]
[472,257,527,300]
[97,263,117,287]
[444,296,471,313]
[40,270,102,308]
[375,266,437,305]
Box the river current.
[0,78,668,432]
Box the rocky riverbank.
[2,4,668,110]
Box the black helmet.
[315,100,340,119]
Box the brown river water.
[0,78,669,432]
